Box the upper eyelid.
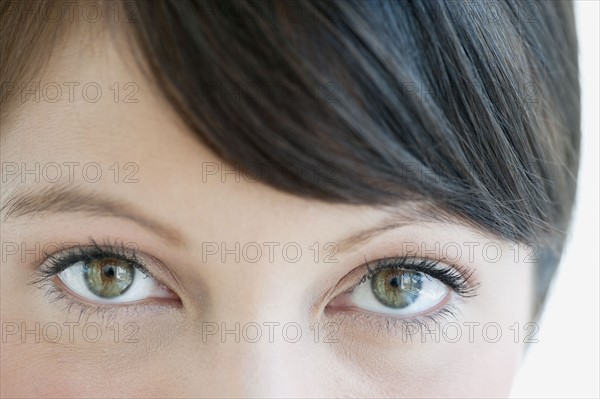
[36,241,188,297]
[339,256,477,297]
[32,240,189,300]
[312,255,478,321]
[35,244,478,301]
[34,242,156,285]
[362,257,442,282]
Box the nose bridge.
[200,239,315,320]
[184,231,330,396]
[185,247,314,397]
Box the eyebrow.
[1,185,186,246]
[1,185,449,253]
[335,219,414,252]
[334,206,447,252]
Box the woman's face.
[1,29,534,398]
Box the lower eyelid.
[324,302,462,339]
[326,289,454,318]
[34,262,181,311]
[50,276,181,310]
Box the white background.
[510,1,599,397]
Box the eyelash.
[32,241,479,331]
[34,239,151,283]
[330,256,479,333]
[361,256,478,298]
[32,239,161,322]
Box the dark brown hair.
[1,0,581,315]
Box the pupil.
[389,277,400,288]
[104,266,115,278]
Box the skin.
[0,19,535,399]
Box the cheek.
[0,346,181,398]
[444,340,522,397]
[1,335,523,398]
[325,329,523,397]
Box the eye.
[54,255,177,305]
[328,267,451,317]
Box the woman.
[0,1,580,397]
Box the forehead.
[0,25,488,255]
[0,31,342,235]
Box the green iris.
[371,269,423,308]
[83,258,134,298]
